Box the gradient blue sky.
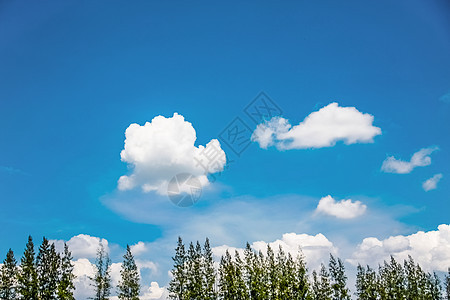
[1,0,450,294]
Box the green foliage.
[17,236,39,300]
[57,243,75,300]
[0,249,18,300]
[312,264,332,300]
[445,268,450,300]
[378,256,407,299]
[89,242,112,300]
[168,237,187,300]
[329,254,350,300]
[292,251,310,300]
[185,242,203,299]
[203,238,217,300]
[355,264,377,300]
[117,245,140,300]
[36,237,60,300]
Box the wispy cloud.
[422,173,443,191]
[439,91,450,103]
[381,146,439,174]
[0,165,30,176]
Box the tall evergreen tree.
[168,237,187,300]
[202,238,216,300]
[218,250,236,300]
[429,272,442,300]
[17,236,38,300]
[117,245,140,300]
[355,264,377,300]
[445,268,450,300]
[218,249,248,300]
[185,242,203,299]
[292,251,310,300]
[57,243,75,300]
[276,246,289,299]
[0,249,17,300]
[378,256,406,299]
[312,264,332,300]
[265,245,278,299]
[243,243,261,300]
[404,256,420,299]
[90,242,111,300]
[36,238,60,300]
[329,255,350,300]
[233,251,249,299]
[256,250,269,299]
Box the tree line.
[168,237,450,300]
[2,235,450,299]
[0,236,141,300]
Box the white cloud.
[316,195,367,219]
[54,235,161,300]
[130,241,148,256]
[213,232,337,272]
[72,258,95,300]
[251,102,381,150]
[423,173,443,191]
[381,146,439,174]
[349,224,450,272]
[52,234,108,259]
[141,282,166,300]
[118,113,226,194]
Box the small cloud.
[118,113,226,194]
[0,166,30,176]
[381,146,439,174]
[316,195,367,219]
[422,173,443,191]
[252,102,381,150]
[439,91,450,103]
[141,282,166,300]
[130,241,148,256]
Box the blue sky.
[1,0,450,298]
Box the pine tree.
[378,256,406,299]
[329,255,350,300]
[218,250,235,300]
[256,250,269,299]
[36,237,60,300]
[355,264,377,300]
[243,243,259,300]
[202,238,216,300]
[0,249,17,300]
[429,272,442,300]
[312,264,332,300]
[445,268,450,300]
[404,256,420,299]
[233,251,249,299]
[17,236,39,300]
[292,251,309,299]
[185,242,203,299]
[168,237,187,300]
[90,242,111,300]
[265,245,278,299]
[276,246,289,299]
[57,243,75,300]
[117,245,140,300]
